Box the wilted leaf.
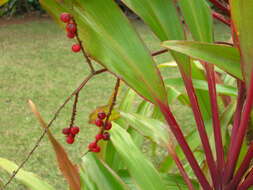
[28,100,80,190]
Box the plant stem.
[167,144,196,190]
[1,69,107,190]
[204,63,224,188]
[151,49,168,57]
[237,169,253,190]
[158,103,212,190]
[225,143,253,189]
[224,73,253,184]
[212,11,231,26]
[209,0,230,15]
[180,69,219,189]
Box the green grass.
[0,18,230,190]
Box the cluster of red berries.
[88,112,112,153]
[60,13,81,53]
[62,126,80,144]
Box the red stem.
[204,63,224,188]
[237,169,253,190]
[158,103,212,190]
[224,73,253,184]
[180,70,219,189]
[225,143,253,189]
[212,11,231,26]
[224,81,246,183]
[167,145,196,190]
[209,0,230,15]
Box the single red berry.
[97,112,106,120]
[72,44,81,52]
[92,146,101,153]
[102,132,110,140]
[62,127,70,135]
[95,119,103,127]
[66,23,77,33]
[66,136,75,144]
[60,13,71,23]
[95,133,103,141]
[67,32,75,39]
[105,122,112,130]
[88,142,97,150]
[70,127,80,135]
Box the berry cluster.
[88,112,112,153]
[60,13,81,53]
[62,126,80,144]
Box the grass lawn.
[0,17,230,190]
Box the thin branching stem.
[204,62,224,188]
[1,69,107,190]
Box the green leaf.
[110,123,167,190]
[79,167,99,190]
[165,78,238,96]
[0,158,56,190]
[81,153,130,190]
[162,41,243,79]
[121,112,169,147]
[40,0,167,105]
[179,0,213,42]
[162,173,200,190]
[230,0,253,86]
[122,0,190,73]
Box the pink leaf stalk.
[158,102,212,190]
[204,62,224,189]
[180,69,219,189]
[209,0,230,15]
[212,11,231,26]
[224,72,253,184]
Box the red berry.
[70,127,80,135]
[95,119,103,127]
[92,146,101,153]
[62,127,70,135]
[66,136,75,144]
[67,32,75,39]
[105,122,112,130]
[60,13,71,23]
[97,112,106,120]
[102,132,110,140]
[66,23,77,33]
[88,142,97,150]
[72,44,81,52]
[95,133,103,141]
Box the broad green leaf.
[162,41,243,79]
[164,78,238,96]
[118,170,138,190]
[120,112,169,147]
[178,0,213,42]
[29,100,80,190]
[122,0,190,73]
[79,168,99,190]
[40,0,167,105]
[162,173,200,190]
[0,158,55,190]
[230,0,253,86]
[81,154,130,190]
[110,123,167,190]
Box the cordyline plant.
[1,0,253,190]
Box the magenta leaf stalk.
[209,0,230,15]
[237,170,253,190]
[158,102,212,190]
[225,143,253,189]
[224,72,253,184]
[180,69,219,189]
[204,62,224,188]
[212,11,231,26]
